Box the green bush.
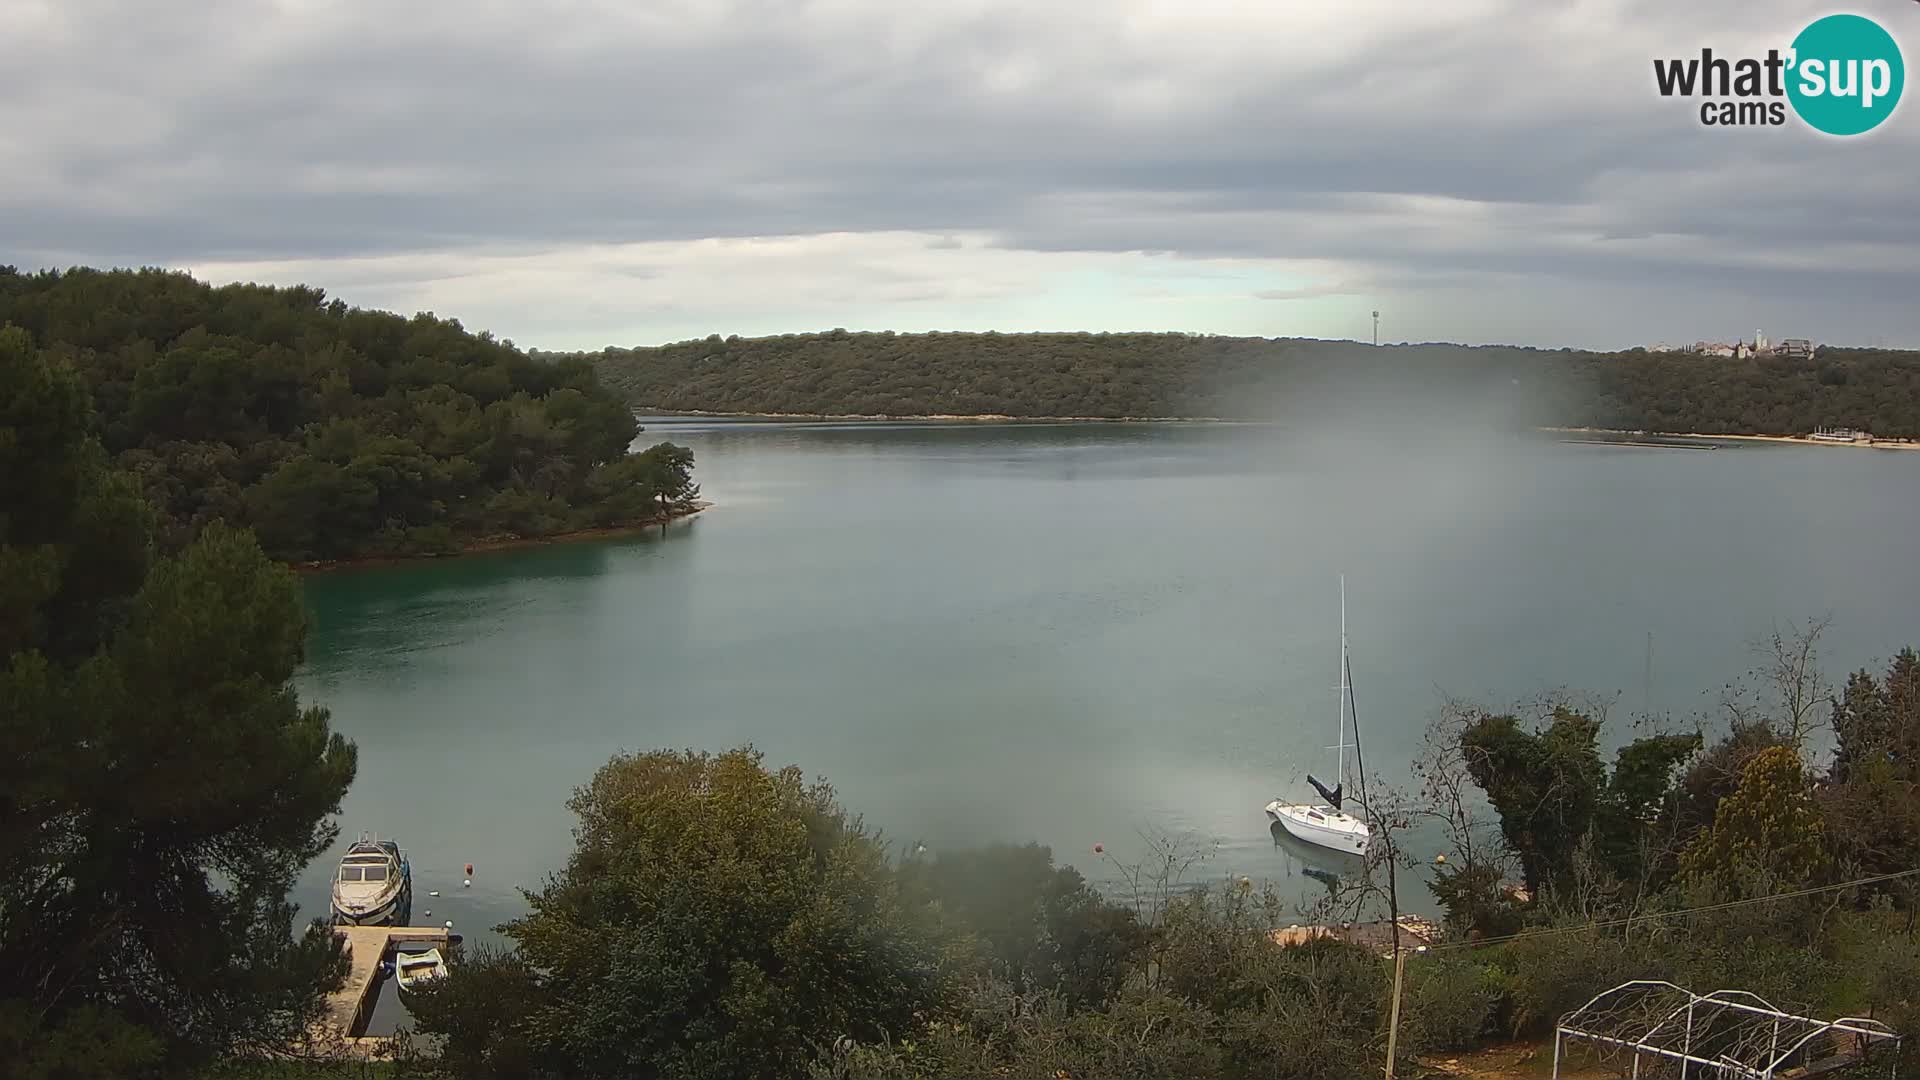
[1498,929,1671,1038]
[401,945,542,1079]
[898,843,1148,1007]
[1404,954,1509,1052]
[411,748,966,1080]
[817,978,1224,1080]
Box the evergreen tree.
[1680,747,1829,895]
[1825,650,1920,881]
[0,327,357,1074]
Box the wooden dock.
[318,925,459,1044]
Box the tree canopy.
[0,327,357,1075]
[410,747,967,1080]
[0,267,698,564]
[1457,706,1698,898]
[582,331,1920,437]
[1824,649,1920,880]
[1679,746,1830,895]
[897,842,1146,1007]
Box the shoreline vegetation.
[290,500,711,573]
[1539,425,1920,450]
[585,329,1920,440]
[0,267,703,566]
[401,643,1920,1080]
[651,407,1920,450]
[647,406,1227,422]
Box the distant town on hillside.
[1645,330,1814,359]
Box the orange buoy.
[464,863,474,876]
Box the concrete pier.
[318,925,458,1044]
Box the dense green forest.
[2,326,358,1075]
[582,331,1920,438]
[0,267,698,563]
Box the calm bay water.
[294,418,1920,950]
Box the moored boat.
[1264,578,1374,856]
[329,833,412,926]
[395,947,448,991]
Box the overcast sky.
[4,0,1917,350]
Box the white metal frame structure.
[1553,980,1902,1079]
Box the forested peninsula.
[0,268,699,564]
[582,331,1920,439]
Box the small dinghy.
[329,833,412,926]
[395,947,449,992]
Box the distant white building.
[1777,338,1815,358]
[1755,329,1769,353]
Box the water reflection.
[1269,821,1369,893]
[302,523,695,684]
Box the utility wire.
[1422,867,1920,953]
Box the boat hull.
[395,947,449,993]
[329,841,413,926]
[1266,801,1370,855]
[329,881,411,926]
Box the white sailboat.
[1265,578,1373,855]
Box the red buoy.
[464,863,474,876]
[1092,843,1104,855]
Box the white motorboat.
[329,833,412,926]
[395,947,448,991]
[1265,578,1374,855]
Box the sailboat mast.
[1337,575,1349,788]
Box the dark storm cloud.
[2,0,1916,342]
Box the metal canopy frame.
[1553,980,1902,1079]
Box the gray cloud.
[2,0,1916,347]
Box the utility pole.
[1372,310,1380,347]
[1384,944,1427,1078]
[1342,622,1415,1078]
[1385,945,1407,1078]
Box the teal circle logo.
[1787,14,1904,135]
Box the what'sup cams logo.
[1654,13,1904,134]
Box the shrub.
[1499,929,1671,1038]
[412,747,965,1080]
[1405,954,1509,1052]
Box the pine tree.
[0,326,358,1074]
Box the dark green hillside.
[0,267,698,562]
[583,331,1920,438]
